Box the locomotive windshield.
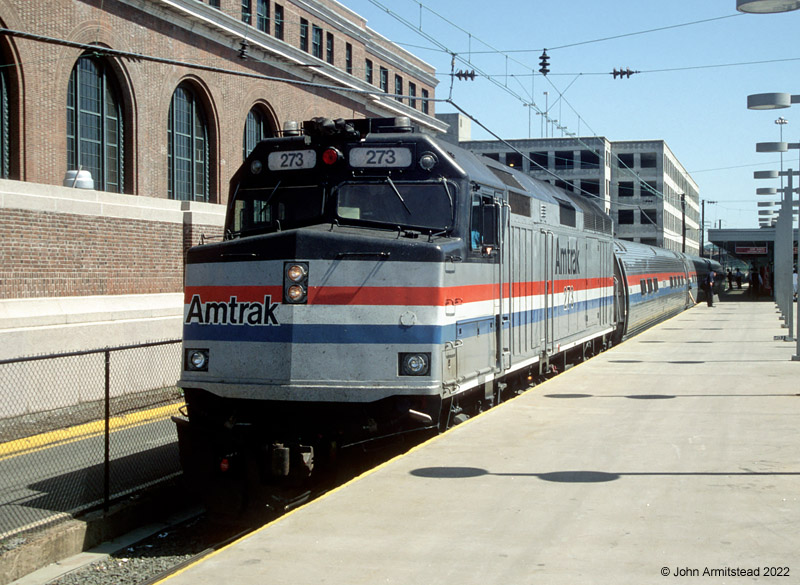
[335,180,454,232]
[230,185,325,236]
[228,179,455,237]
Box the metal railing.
[0,340,183,541]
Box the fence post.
[104,349,110,513]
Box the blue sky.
[340,0,800,231]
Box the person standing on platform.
[703,270,716,307]
[793,267,798,302]
[750,266,760,297]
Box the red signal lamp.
[322,148,342,165]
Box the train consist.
[174,116,720,510]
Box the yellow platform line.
[0,402,184,461]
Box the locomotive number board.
[349,147,412,168]
[267,150,317,171]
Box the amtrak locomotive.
[174,116,719,510]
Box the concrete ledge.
[0,294,183,331]
[0,179,225,226]
[0,294,184,360]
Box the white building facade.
[445,116,700,255]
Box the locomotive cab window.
[471,193,499,252]
[230,185,326,236]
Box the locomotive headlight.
[284,261,309,304]
[250,159,263,174]
[399,352,431,376]
[287,264,307,282]
[185,349,209,372]
[286,284,306,302]
[419,152,438,171]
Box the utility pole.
[701,200,705,257]
[681,193,686,253]
[700,200,717,257]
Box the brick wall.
[0,208,181,298]
[0,179,225,300]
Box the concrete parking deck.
[159,295,800,584]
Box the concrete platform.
[160,297,800,585]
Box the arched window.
[168,84,209,201]
[1,63,9,179]
[243,106,271,159]
[66,54,124,192]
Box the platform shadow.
[410,467,800,482]
[542,392,799,399]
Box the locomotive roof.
[434,135,612,233]
[435,136,606,210]
[288,117,610,232]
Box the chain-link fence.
[0,340,183,541]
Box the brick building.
[0,0,443,359]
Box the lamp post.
[754,142,795,341]
[737,0,800,359]
[747,96,800,359]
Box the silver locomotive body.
[174,117,716,509]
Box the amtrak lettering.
[554,238,581,275]
[185,295,280,326]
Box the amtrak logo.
[185,295,280,326]
[554,238,581,275]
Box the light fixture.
[322,148,342,165]
[754,170,779,178]
[736,0,800,13]
[748,93,799,110]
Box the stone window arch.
[243,104,276,159]
[66,53,125,192]
[168,82,210,201]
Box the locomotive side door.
[541,229,556,359]
[586,237,601,328]
[498,192,511,374]
[446,190,501,388]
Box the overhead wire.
[463,13,744,53]
[452,55,800,79]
